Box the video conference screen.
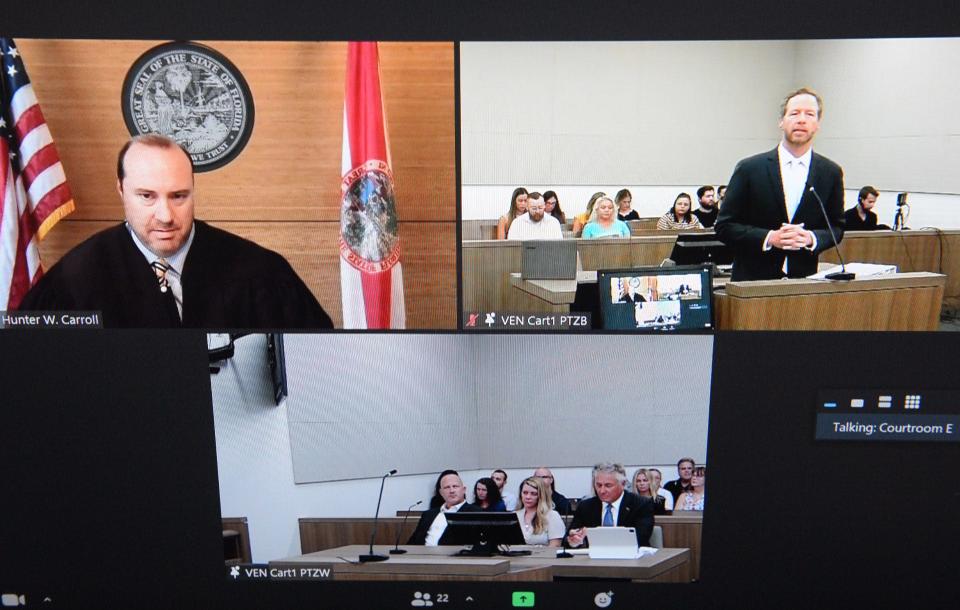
[3,2,960,609]
[598,266,713,331]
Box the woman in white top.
[646,468,675,511]
[515,476,565,547]
[675,466,706,511]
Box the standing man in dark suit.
[565,462,654,548]
[715,88,845,281]
[408,471,478,545]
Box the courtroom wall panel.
[20,39,456,328]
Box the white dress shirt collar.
[126,221,196,276]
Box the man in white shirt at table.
[507,192,563,240]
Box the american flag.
[339,42,405,328]
[1,38,74,310]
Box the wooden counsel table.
[298,514,702,580]
[271,544,691,582]
[509,266,946,331]
[464,229,960,318]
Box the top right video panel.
[459,39,960,332]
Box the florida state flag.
[339,42,405,328]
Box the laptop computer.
[520,239,578,280]
[583,527,638,559]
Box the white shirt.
[507,213,563,240]
[501,490,518,511]
[762,144,818,261]
[127,222,196,318]
[424,499,467,546]
[778,142,811,223]
[515,508,565,545]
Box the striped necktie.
[151,258,171,293]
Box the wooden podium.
[714,271,946,330]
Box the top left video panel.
[3,39,455,329]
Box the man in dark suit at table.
[715,87,845,281]
[408,471,479,545]
[565,462,654,548]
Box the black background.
[3,332,959,609]
[4,1,960,607]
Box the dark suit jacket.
[407,502,479,545]
[715,147,845,281]
[18,221,332,328]
[566,491,654,547]
[842,206,878,231]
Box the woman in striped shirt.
[656,192,703,230]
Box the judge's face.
[439,474,465,507]
[119,143,195,258]
[594,472,624,504]
[779,93,820,148]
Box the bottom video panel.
[209,333,712,585]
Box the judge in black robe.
[18,221,333,329]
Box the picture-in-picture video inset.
[599,265,713,331]
[210,333,711,583]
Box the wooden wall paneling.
[222,517,252,564]
[299,518,417,554]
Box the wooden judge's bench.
[461,225,959,331]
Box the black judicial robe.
[18,221,333,329]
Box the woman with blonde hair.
[646,468,675,511]
[632,468,671,515]
[496,187,528,239]
[582,196,631,239]
[572,191,607,237]
[515,476,565,547]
